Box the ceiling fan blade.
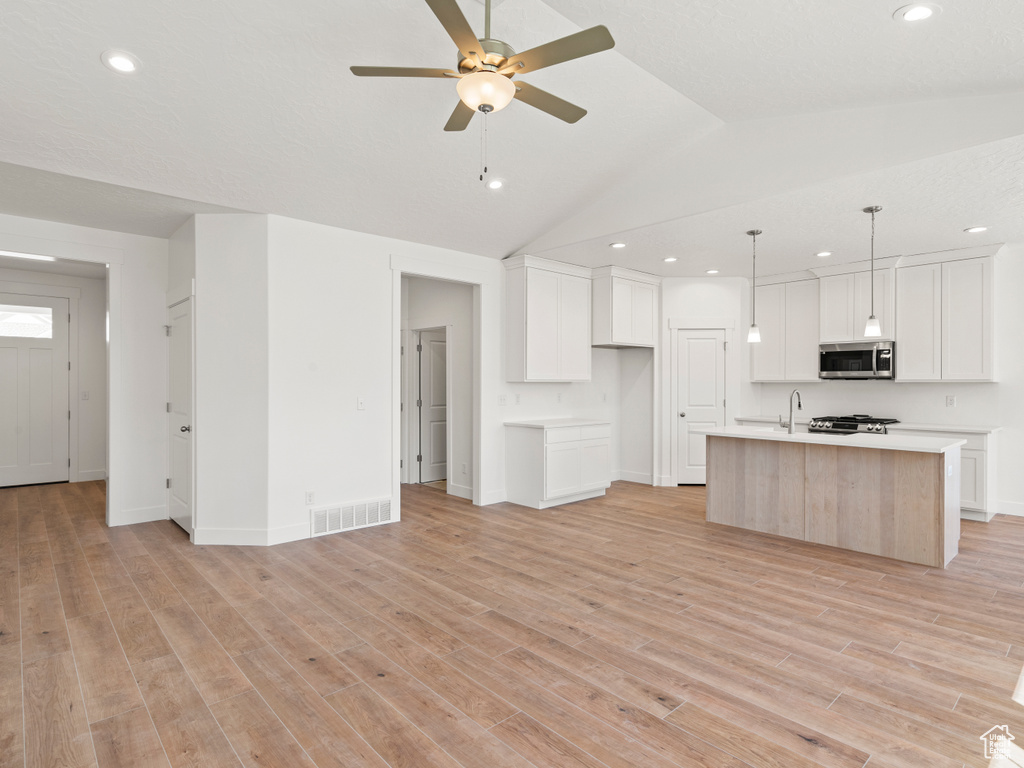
[350,66,457,78]
[503,25,614,75]
[424,0,483,61]
[444,101,476,131]
[513,81,587,123]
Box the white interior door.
[676,329,726,484]
[417,328,447,483]
[168,298,193,535]
[0,294,69,487]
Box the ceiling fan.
[350,0,614,131]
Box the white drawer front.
[580,424,611,440]
[546,427,582,444]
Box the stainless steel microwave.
[819,341,895,380]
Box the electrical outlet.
[81,391,89,401]
[602,392,607,403]
[461,463,467,474]
[305,491,315,505]
[945,396,956,408]
[357,397,365,410]
[498,395,507,406]
[515,393,521,405]
[556,392,562,403]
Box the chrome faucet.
[779,389,802,434]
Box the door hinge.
[416,399,422,407]
[166,478,171,488]
[400,346,404,355]
[164,325,171,337]
[723,398,727,407]
[68,361,71,371]
[400,459,403,468]
[68,458,71,467]
[400,402,403,412]
[724,341,728,351]
[166,402,171,413]
[417,344,422,352]
[68,410,71,420]
[68,313,71,323]
[417,454,423,462]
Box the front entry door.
[417,328,447,483]
[676,329,726,484]
[0,294,69,487]
[168,298,193,535]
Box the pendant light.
[747,229,762,343]
[863,206,882,338]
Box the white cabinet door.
[610,278,633,342]
[631,282,657,346]
[558,274,592,380]
[896,263,942,381]
[942,258,993,381]
[750,283,785,381]
[819,275,854,342]
[853,269,893,340]
[524,268,560,380]
[544,442,582,499]
[579,438,611,491]
[960,448,986,510]
[784,280,820,381]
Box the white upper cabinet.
[942,257,993,381]
[505,256,592,382]
[750,279,819,382]
[896,263,942,381]
[819,269,893,342]
[750,283,785,381]
[592,268,659,347]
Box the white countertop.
[696,425,965,453]
[735,415,1000,434]
[504,418,610,429]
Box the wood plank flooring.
[2,480,1022,768]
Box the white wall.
[403,276,474,498]
[0,213,168,525]
[620,347,654,483]
[0,265,107,480]
[169,216,196,294]
[751,246,1024,516]
[192,214,270,543]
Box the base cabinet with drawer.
[505,419,611,509]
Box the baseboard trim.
[192,527,269,546]
[997,500,1024,518]
[447,482,472,501]
[75,470,107,482]
[655,475,674,487]
[112,505,167,527]
[268,522,314,546]
[618,470,653,485]
[481,489,507,506]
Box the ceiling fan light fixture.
[456,70,516,113]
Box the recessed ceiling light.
[609,242,626,249]
[663,257,677,263]
[816,251,832,257]
[705,269,719,274]
[893,4,941,22]
[0,249,56,262]
[963,226,988,233]
[487,179,503,190]
[101,49,141,74]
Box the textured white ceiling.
[0,0,1020,275]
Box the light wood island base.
[706,435,961,567]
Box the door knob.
[679,412,686,418]
[180,425,191,433]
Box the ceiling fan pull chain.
[479,112,489,182]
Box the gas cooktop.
[808,415,900,434]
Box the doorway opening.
[0,255,109,490]
[399,275,474,503]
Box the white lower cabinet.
[506,419,612,509]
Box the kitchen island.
[696,426,965,567]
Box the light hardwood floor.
[1,480,1022,768]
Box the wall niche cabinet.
[591,267,659,347]
[895,256,994,382]
[504,419,612,509]
[750,279,819,382]
[819,269,894,342]
[505,256,592,382]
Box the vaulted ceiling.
[0,0,1021,278]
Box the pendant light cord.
[751,231,756,320]
[870,209,875,316]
